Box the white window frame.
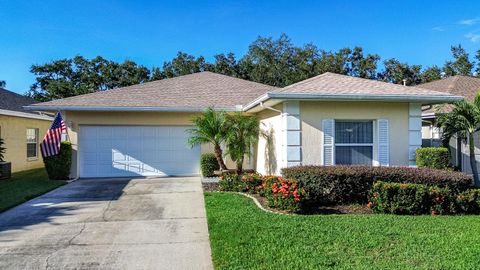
[26,128,39,160]
[334,120,374,166]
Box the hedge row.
[281,166,472,205]
[369,181,480,215]
[416,147,450,169]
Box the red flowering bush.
[262,176,306,212]
[241,173,264,193]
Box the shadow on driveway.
[0,178,131,231]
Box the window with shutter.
[334,120,373,165]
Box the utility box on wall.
[0,162,11,180]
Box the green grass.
[0,168,65,212]
[205,192,480,270]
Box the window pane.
[335,146,373,165]
[27,143,37,158]
[26,128,37,143]
[335,121,373,143]
[26,128,38,158]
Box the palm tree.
[187,108,228,171]
[437,94,480,186]
[225,113,259,174]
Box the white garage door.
[79,126,200,178]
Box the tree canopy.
[28,35,480,101]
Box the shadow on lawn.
[302,204,373,215]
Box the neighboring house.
[26,72,460,178]
[418,75,480,173]
[0,88,53,172]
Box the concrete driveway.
[0,177,213,270]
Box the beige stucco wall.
[256,105,284,175]
[63,111,253,178]
[63,102,411,178]
[300,101,410,166]
[0,115,51,172]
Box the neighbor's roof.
[244,72,463,111]
[0,88,52,120]
[418,75,480,115]
[0,88,36,112]
[27,72,278,111]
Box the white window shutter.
[322,119,335,165]
[378,119,389,166]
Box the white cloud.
[465,32,480,42]
[432,26,445,32]
[458,18,480,25]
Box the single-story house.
[26,71,461,178]
[418,75,480,174]
[0,87,53,172]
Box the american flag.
[41,113,67,157]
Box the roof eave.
[0,109,54,121]
[23,105,242,112]
[243,93,464,112]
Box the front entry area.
[79,126,200,178]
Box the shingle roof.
[0,88,36,112]
[30,72,278,110]
[276,72,453,96]
[418,75,480,114]
[29,71,461,112]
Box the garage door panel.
[80,126,200,178]
[113,162,127,172]
[98,128,112,139]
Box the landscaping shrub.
[200,153,219,177]
[219,173,264,193]
[43,141,72,180]
[219,173,246,192]
[368,181,456,215]
[282,166,472,205]
[241,173,264,193]
[456,189,480,214]
[416,147,450,169]
[262,176,305,212]
[218,173,306,212]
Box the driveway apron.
[0,177,213,270]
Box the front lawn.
[205,192,480,270]
[0,168,65,212]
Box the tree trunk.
[214,144,228,171]
[236,158,244,175]
[468,133,480,186]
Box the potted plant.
[0,138,11,180]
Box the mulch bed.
[202,183,372,215]
[202,182,220,192]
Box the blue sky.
[1,0,479,94]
